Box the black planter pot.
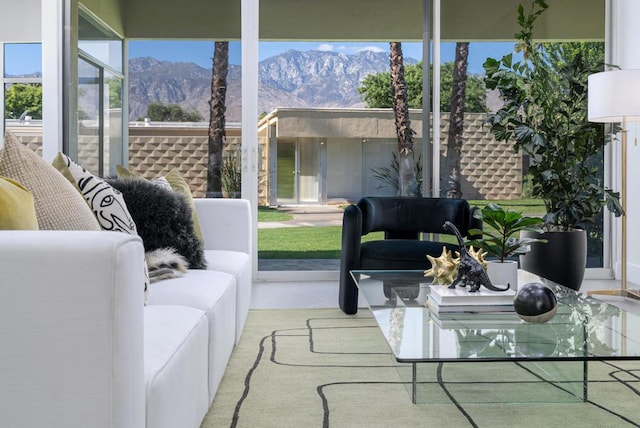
[519,229,587,291]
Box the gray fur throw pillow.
[106,177,207,269]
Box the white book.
[428,284,516,306]
[426,299,515,315]
[429,309,520,327]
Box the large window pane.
[3,43,43,149]
[77,58,100,174]
[78,13,123,72]
[75,10,125,176]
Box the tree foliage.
[144,101,203,122]
[5,83,42,119]
[358,61,487,113]
[483,0,621,230]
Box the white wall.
[326,138,363,201]
[609,0,640,283]
[0,0,41,41]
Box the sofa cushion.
[147,269,237,402]
[52,153,137,233]
[106,177,206,269]
[0,131,100,230]
[204,249,251,343]
[0,176,38,230]
[144,305,209,428]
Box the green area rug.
[201,308,640,427]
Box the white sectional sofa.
[0,198,252,428]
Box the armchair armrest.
[0,231,145,428]
[194,198,252,255]
[339,204,363,314]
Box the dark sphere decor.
[513,282,558,323]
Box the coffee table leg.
[412,363,417,404]
[583,360,588,402]
[583,322,588,402]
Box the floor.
[251,275,640,314]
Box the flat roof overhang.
[119,0,604,41]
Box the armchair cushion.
[360,240,459,270]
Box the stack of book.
[427,285,516,314]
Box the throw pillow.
[52,153,150,304]
[116,164,204,244]
[145,248,189,282]
[52,153,137,234]
[0,176,39,230]
[0,131,100,230]
[165,168,204,244]
[106,177,207,269]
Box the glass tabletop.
[351,269,640,363]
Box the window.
[74,9,124,176]
[2,43,42,147]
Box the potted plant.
[468,203,546,291]
[482,0,622,290]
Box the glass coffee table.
[351,269,640,404]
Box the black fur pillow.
[106,177,207,269]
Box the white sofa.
[0,198,252,428]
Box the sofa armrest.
[194,198,252,255]
[0,231,145,428]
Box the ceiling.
[120,0,605,41]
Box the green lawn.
[258,199,546,259]
[258,206,293,222]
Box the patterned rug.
[201,308,640,428]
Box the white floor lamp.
[588,69,640,300]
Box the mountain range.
[128,49,418,122]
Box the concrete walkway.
[258,205,344,229]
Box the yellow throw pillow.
[165,168,204,244]
[0,176,39,230]
[116,164,137,178]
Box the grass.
[258,206,293,222]
[258,227,382,259]
[469,199,545,216]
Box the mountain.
[128,50,418,122]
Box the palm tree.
[442,42,469,198]
[390,41,419,197]
[207,41,229,198]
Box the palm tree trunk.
[442,42,469,199]
[207,41,229,198]
[390,42,419,197]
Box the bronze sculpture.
[443,220,510,293]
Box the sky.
[5,40,516,76]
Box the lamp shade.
[588,70,640,123]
